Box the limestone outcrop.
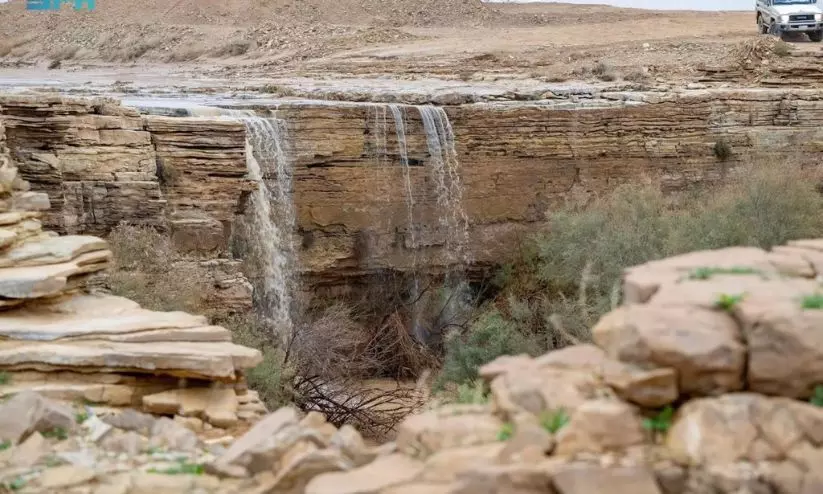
[0,152,264,429]
[5,91,823,300]
[2,239,823,493]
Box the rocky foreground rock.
[2,224,823,492]
[3,109,823,492]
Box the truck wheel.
[810,30,823,42]
[768,21,782,37]
[758,15,769,34]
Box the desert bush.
[438,159,823,387]
[668,161,823,252]
[227,312,294,409]
[211,40,252,58]
[165,45,205,63]
[591,61,617,82]
[713,139,733,161]
[772,40,792,57]
[50,45,79,62]
[106,223,207,313]
[156,159,181,186]
[438,309,531,386]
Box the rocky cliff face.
[0,150,264,426]
[3,90,823,298]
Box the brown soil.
[0,0,814,90]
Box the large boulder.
[593,305,745,397]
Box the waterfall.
[418,106,471,266]
[222,110,297,344]
[418,106,473,339]
[388,104,425,342]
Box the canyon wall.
[2,89,823,297]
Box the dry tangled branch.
[293,376,426,438]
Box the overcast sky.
[485,0,753,10]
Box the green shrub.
[438,310,530,386]
[811,385,823,407]
[801,293,823,310]
[714,293,745,313]
[643,405,675,434]
[713,139,733,161]
[454,381,489,405]
[497,422,515,441]
[437,160,823,390]
[688,266,762,280]
[539,409,570,434]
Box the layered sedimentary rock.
[273,89,823,289]
[0,158,264,428]
[144,116,252,257]
[5,90,823,295]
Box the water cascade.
[417,105,471,266]
[417,105,473,338]
[223,110,297,344]
[387,104,426,342]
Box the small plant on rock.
[42,427,68,441]
[75,410,89,424]
[0,372,9,385]
[688,266,762,281]
[539,409,570,434]
[643,405,675,436]
[810,385,823,407]
[2,477,26,491]
[713,139,733,161]
[0,440,10,451]
[714,293,745,313]
[801,293,823,310]
[148,461,204,475]
[455,381,489,405]
[497,422,515,441]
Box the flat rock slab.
[0,235,108,268]
[0,250,111,300]
[0,339,262,381]
[0,293,229,343]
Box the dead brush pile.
[728,36,791,71]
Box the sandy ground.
[0,0,818,93]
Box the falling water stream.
[217,109,297,344]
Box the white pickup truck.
[756,0,823,41]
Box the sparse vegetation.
[0,440,10,451]
[591,61,617,81]
[810,385,823,407]
[147,461,204,475]
[42,427,69,441]
[539,409,570,434]
[0,372,10,385]
[156,159,182,186]
[211,40,252,58]
[714,293,745,313]
[643,405,674,434]
[801,293,823,310]
[75,410,89,424]
[438,160,823,388]
[453,381,489,405]
[713,139,733,162]
[438,309,530,386]
[688,266,763,280]
[107,223,209,314]
[772,40,792,57]
[497,422,515,441]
